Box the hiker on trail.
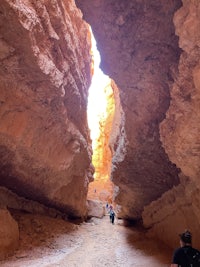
[108,205,113,221]
[106,203,109,211]
[110,209,115,224]
[171,230,200,267]
[108,205,115,224]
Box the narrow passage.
[1,213,173,267]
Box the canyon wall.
[75,0,182,219]
[143,0,200,248]
[160,0,200,192]
[0,0,93,218]
[1,0,200,252]
[76,0,200,248]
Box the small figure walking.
[106,203,109,211]
[109,205,115,224]
[109,205,113,222]
[110,210,115,224]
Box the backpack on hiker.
[184,247,200,267]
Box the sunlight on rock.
[87,28,115,202]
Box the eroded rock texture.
[144,0,200,247]
[160,0,200,189]
[75,0,182,219]
[0,0,93,218]
[142,175,200,248]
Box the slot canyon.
[0,0,200,266]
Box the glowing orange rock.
[88,82,115,202]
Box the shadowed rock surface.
[0,0,93,218]
[0,0,200,260]
[145,0,200,248]
[75,0,182,219]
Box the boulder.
[0,208,19,260]
[87,199,105,218]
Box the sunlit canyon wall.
[0,0,93,220]
[76,0,181,218]
[76,0,200,248]
[88,82,115,202]
[0,0,200,253]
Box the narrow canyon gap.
[75,0,200,249]
[0,0,200,261]
[87,29,115,203]
[75,0,182,220]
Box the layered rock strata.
[142,175,200,248]
[75,0,182,219]
[0,0,93,218]
[143,0,200,248]
[0,186,65,219]
[160,0,200,191]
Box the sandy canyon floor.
[1,212,173,267]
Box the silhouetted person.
[171,230,200,267]
[110,210,115,224]
[109,206,115,224]
[109,205,113,222]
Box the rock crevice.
[75,0,182,219]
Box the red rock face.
[1,0,199,251]
[0,0,93,218]
[0,208,19,260]
[160,0,200,189]
[148,0,200,248]
[75,0,182,219]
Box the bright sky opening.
[87,29,111,145]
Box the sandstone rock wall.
[0,0,93,218]
[75,0,182,219]
[1,0,199,251]
[144,0,200,248]
[160,0,200,190]
[0,186,65,218]
[142,174,200,249]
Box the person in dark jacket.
[171,230,200,267]
[110,210,115,224]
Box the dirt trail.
[1,213,173,267]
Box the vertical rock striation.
[160,0,200,189]
[1,0,199,250]
[145,0,200,247]
[0,0,93,218]
[75,0,182,219]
